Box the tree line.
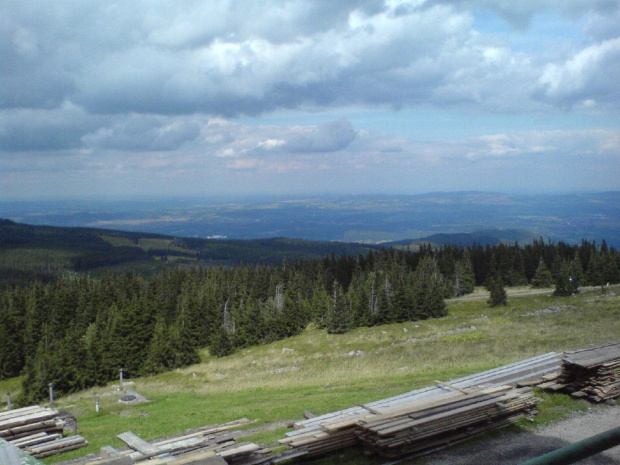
[0,239,618,403]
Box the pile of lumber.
[59,419,274,465]
[281,352,560,458]
[0,405,88,458]
[355,385,540,458]
[551,341,620,402]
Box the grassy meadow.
[1,285,618,464]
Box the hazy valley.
[2,192,619,246]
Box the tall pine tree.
[327,282,353,334]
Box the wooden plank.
[0,410,59,431]
[127,438,235,461]
[0,419,61,438]
[117,432,161,457]
[0,406,45,422]
[27,435,87,454]
[355,403,383,415]
[8,432,48,445]
[170,451,226,465]
[86,457,133,465]
[101,446,122,458]
[33,442,90,459]
[434,380,470,394]
[11,433,62,448]
[217,443,260,458]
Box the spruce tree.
[210,325,235,357]
[553,259,580,296]
[311,284,331,329]
[413,256,447,319]
[531,259,554,288]
[171,304,201,367]
[453,256,475,297]
[459,251,476,294]
[327,282,353,334]
[487,277,507,307]
[0,293,24,379]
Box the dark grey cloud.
[0,104,104,152]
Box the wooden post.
[6,393,12,410]
[70,417,78,436]
[48,383,54,407]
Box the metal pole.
[519,426,620,465]
[119,368,124,389]
[95,396,100,413]
[6,393,12,410]
[48,383,54,407]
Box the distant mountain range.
[1,191,618,246]
[0,215,616,287]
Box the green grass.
[522,389,590,429]
[0,376,23,409]
[17,285,619,464]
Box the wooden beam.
[117,432,161,457]
[355,403,383,415]
[434,380,470,395]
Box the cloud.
[83,115,201,151]
[0,103,103,151]
[284,119,357,153]
[3,0,618,118]
[2,118,618,198]
[227,159,260,170]
[425,0,619,28]
[535,38,620,109]
[460,129,620,160]
[584,7,620,41]
[1,1,619,199]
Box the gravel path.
[418,404,620,465]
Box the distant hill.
[0,220,371,285]
[384,229,542,248]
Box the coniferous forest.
[1,239,619,404]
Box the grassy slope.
[2,286,618,464]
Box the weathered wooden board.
[117,432,161,457]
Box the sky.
[1,0,620,200]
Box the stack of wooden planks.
[280,352,560,458]
[355,385,540,458]
[549,341,620,402]
[0,405,88,458]
[59,419,273,465]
